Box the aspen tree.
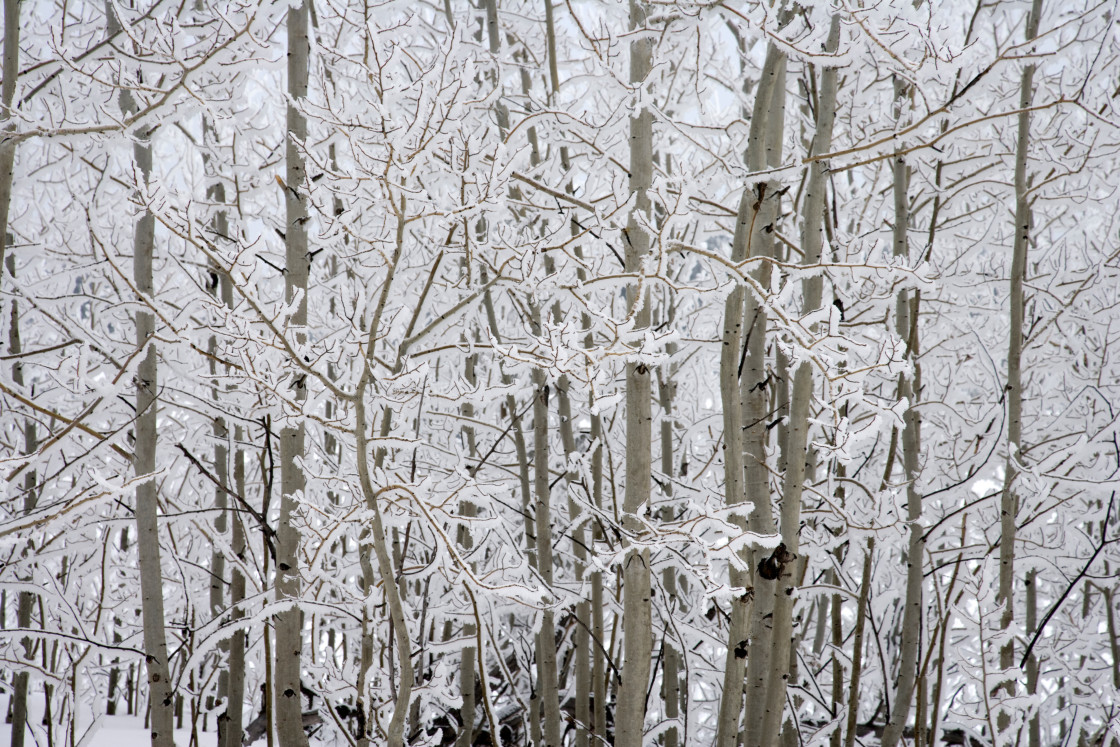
[881,72,925,747]
[202,116,230,738]
[0,0,18,288]
[224,424,248,747]
[479,1,563,740]
[616,1,655,745]
[103,2,177,742]
[6,251,37,747]
[658,343,680,747]
[1,1,26,740]
[275,1,311,745]
[356,201,416,747]
[998,0,1042,723]
[739,43,788,747]
[713,38,785,746]
[125,66,176,747]
[762,19,841,744]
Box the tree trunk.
[275,2,311,746]
[658,357,680,747]
[355,398,413,747]
[0,0,20,290]
[762,21,839,741]
[713,40,779,735]
[998,0,1042,718]
[881,70,925,747]
[109,3,176,741]
[843,543,874,747]
[6,251,38,747]
[224,424,248,747]
[615,2,654,745]
[203,117,230,735]
[740,43,787,747]
[531,341,563,747]
[456,345,479,747]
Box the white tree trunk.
[0,0,19,289]
[616,2,654,746]
[224,422,248,747]
[881,71,926,747]
[762,21,840,743]
[275,2,310,745]
[130,91,175,747]
[740,43,788,747]
[998,0,1042,713]
[106,3,176,742]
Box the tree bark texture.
[6,251,37,747]
[276,2,311,746]
[998,0,1042,705]
[616,2,654,745]
[0,0,20,290]
[108,3,177,741]
[131,100,175,747]
[740,44,788,747]
[881,70,926,747]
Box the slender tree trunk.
[843,542,874,747]
[590,406,608,742]
[740,43,787,747]
[657,349,680,747]
[1026,569,1040,747]
[881,71,926,747]
[0,0,20,291]
[130,115,176,747]
[356,206,413,747]
[530,331,563,747]
[480,280,533,568]
[355,397,413,747]
[108,3,176,740]
[6,251,38,747]
[537,7,595,735]
[616,2,654,745]
[998,0,1042,717]
[203,118,230,733]
[133,126,174,747]
[2,1,30,737]
[456,346,479,747]
[224,424,248,747]
[712,29,785,747]
[829,566,843,747]
[762,23,839,743]
[275,2,311,746]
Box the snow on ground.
[0,694,219,747]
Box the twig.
[1020,492,1117,669]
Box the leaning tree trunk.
[615,2,654,746]
[997,0,1042,724]
[275,2,311,746]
